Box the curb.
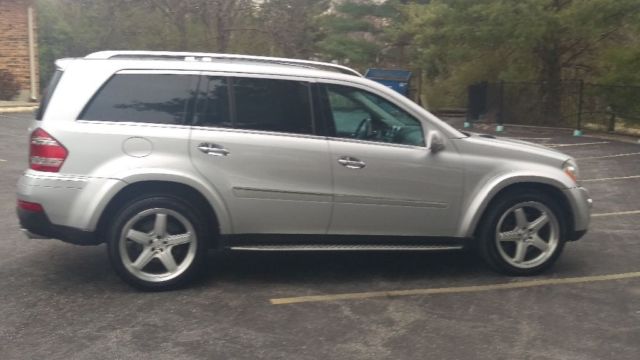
[0,106,37,114]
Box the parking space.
[1,113,639,359]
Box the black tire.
[106,194,209,291]
[477,190,567,276]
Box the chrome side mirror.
[426,130,445,153]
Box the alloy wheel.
[495,201,560,269]
[118,208,197,282]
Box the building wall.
[0,0,38,101]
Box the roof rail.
[85,51,363,77]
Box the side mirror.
[426,130,445,153]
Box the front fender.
[457,170,573,238]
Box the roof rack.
[85,51,362,77]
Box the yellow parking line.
[592,210,640,217]
[270,271,640,305]
[582,175,640,182]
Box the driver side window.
[324,84,425,147]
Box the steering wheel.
[353,117,372,139]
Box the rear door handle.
[337,156,366,169]
[198,143,230,156]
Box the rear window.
[80,73,197,124]
[233,78,314,134]
[36,69,63,120]
[193,76,230,127]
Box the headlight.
[562,159,579,183]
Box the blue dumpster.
[364,68,412,96]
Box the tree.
[144,0,196,50]
[316,0,403,69]
[258,0,329,58]
[194,0,255,52]
[401,0,640,118]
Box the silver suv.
[17,51,591,290]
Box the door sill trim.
[229,244,463,252]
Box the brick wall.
[0,0,38,100]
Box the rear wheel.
[106,195,208,290]
[478,191,567,275]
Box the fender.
[457,169,574,238]
[86,168,233,234]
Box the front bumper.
[563,186,592,241]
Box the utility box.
[364,68,412,96]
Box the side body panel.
[189,128,333,234]
[327,139,465,236]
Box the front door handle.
[337,156,366,169]
[198,143,230,156]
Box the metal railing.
[467,80,640,134]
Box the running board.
[229,244,463,252]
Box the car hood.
[457,132,571,165]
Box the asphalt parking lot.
[1,112,639,359]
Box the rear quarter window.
[80,73,197,125]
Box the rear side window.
[36,69,63,120]
[80,74,197,124]
[232,78,314,134]
[194,76,230,127]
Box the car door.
[189,74,333,234]
[319,83,464,237]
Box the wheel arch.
[459,176,574,239]
[95,179,231,249]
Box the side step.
[229,244,463,252]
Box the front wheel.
[106,195,209,290]
[478,191,567,275]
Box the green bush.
[0,69,20,100]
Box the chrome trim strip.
[233,187,332,202]
[24,172,89,183]
[230,244,463,251]
[327,136,426,150]
[191,126,327,140]
[334,194,448,208]
[76,120,192,130]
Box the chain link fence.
[466,81,640,134]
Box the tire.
[106,194,209,290]
[477,190,567,276]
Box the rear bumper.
[17,171,125,241]
[17,207,101,245]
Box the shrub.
[0,69,20,100]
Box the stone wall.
[0,0,38,100]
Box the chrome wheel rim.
[119,208,197,282]
[495,201,559,269]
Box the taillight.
[29,128,68,172]
[17,200,44,212]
